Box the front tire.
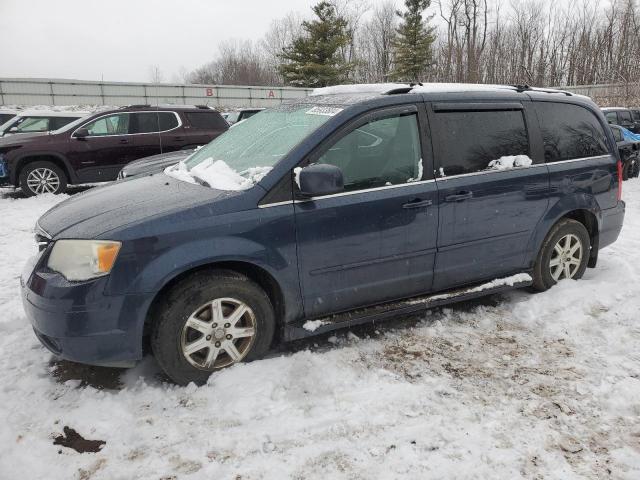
[532,219,590,291]
[151,270,275,385]
[19,161,67,196]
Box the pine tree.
[391,0,435,82]
[279,2,353,87]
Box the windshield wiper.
[190,173,210,187]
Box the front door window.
[316,112,423,191]
[83,113,130,136]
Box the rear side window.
[605,111,618,124]
[131,112,179,134]
[185,111,228,130]
[534,103,609,162]
[158,112,179,131]
[434,110,529,176]
[632,110,640,122]
[132,112,159,134]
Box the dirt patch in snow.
[53,426,105,453]
[50,359,124,391]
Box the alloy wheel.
[180,297,257,370]
[549,233,583,281]
[26,167,61,194]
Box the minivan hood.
[38,174,239,238]
[121,149,194,177]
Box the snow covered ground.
[0,182,639,479]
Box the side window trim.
[432,102,524,112]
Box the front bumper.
[21,253,152,367]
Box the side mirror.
[298,164,344,197]
[8,126,18,133]
[74,127,89,139]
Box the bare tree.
[356,1,397,81]
[148,65,164,84]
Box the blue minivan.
[21,84,625,384]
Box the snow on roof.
[309,83,574,97]
[310,83,410,96]
[18,110,90,117]
[601,107,628,111]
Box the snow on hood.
[487,155,532,170]
[165,158,272,191]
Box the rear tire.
[150,269,275,385]
[532,219,590,291]
[19,161,67,196]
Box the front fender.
[106,203,302,325]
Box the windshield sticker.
[305,106,344,116]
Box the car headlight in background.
[47,240,121,281]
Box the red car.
[0,105,228,195]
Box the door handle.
[402,198,433,209]
[119,138,129,144]
[174,136,184,141]
[445,191,473,202]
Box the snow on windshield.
[166,105,332,191]
[165,159,272,191]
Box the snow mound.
[303,320,328,332]
[487,155,532,170]
[165,159,272,191]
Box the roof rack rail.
[120,104,151,109]
[512,84,531,92]
[511,84,572,96]
[385,87,413,95]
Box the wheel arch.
[530,203,601,270]
[14,152,75,185]
[142,260,286,340]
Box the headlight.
[47,240,121,281]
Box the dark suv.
[602,107,640,133]
[0,105,228,196]
[21,84,625,385]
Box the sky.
[0,0,595,84]
[0,0,320,82]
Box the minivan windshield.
[166,104,337,190]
